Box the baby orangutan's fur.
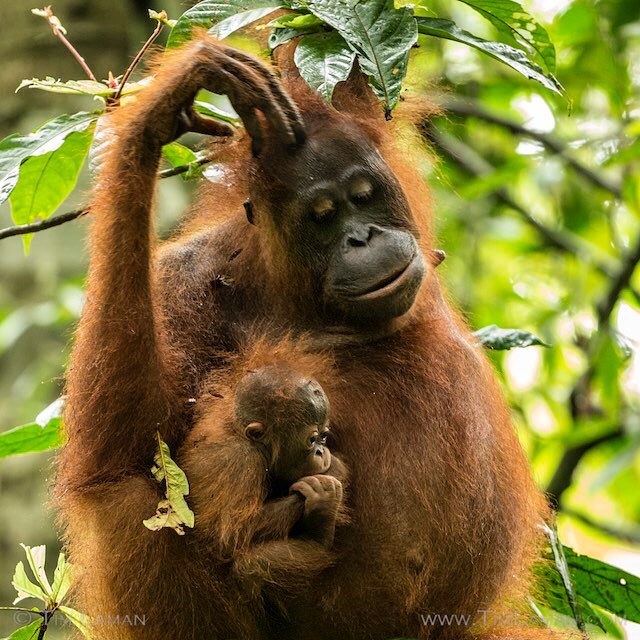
[56,34,561,640]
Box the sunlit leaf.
[11,563,45,605]
[162,142,202,180]
[416,17,564,96]
[51,553,73,603]
[143,433,195,535]
[455,0,556,72]
[20,545,52,598]
[35,397,65,427]
[294,32,356,101]
[0,418,65,459]
[16,77,112,97]
[193,100,240,124]
[473,324,548,349]
[0,112,97,207]
[210,5,283,39]
[9,126,94,253]
[307,0,418,114]
[167,0,282,48]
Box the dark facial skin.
[235,366,333,486]
[250,119,426,326]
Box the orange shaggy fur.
[55,34,560,640]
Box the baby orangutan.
[235,365,346,548]
[177,355,348,635]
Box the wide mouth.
[350,253,418,301]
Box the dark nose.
[314,446,324,456]
[346,224,383,248]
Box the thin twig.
[33,6,97,81]
[0,154,217,241]
[438,98,623,199]
[113,16,165,102]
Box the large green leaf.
[294,32,356,101]
[167,0,282,48]
[2,620,42,640]
[416,17,564,96]
[0,418,64,459]
[564,546,640,622]
[143,433,195,535]
[534,560,606,631]
[455,0,556,72]
[473,324,548,349]
[307,0,417,115]
[0,112,97,207]
[210,5,283,39]
[9,127,94,252]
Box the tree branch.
[563,507,640,545]
[424,124,619,279]
[546,232,640,506]
[436,97,623,200]
[0,154,217,241]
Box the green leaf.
[11,562,46,605]
[143,433,195,535]
[472,324,548,349]
[0,112,97,207]
[16,76,151,99]
[59,606,91,638]
[455,0,556,72]
[9,127,94,252]
[0,418,65,459]
[270,25,321,48]
[543,524,586,631]
[51,553,73,604]
[17,77,113,97]
[2,620,42,640]
[294,32,356,101]
[533,560,606,631]
[162,142,202,180]
[20,545,52,599]
[210,5,283,39]
[193,100,240,124]
[269,12,325,30]
[564,546,640,622]
[416,17,564,96]
[35,397,65,428]
[307,0,418,114]
[167,0,282,48]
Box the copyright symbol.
[13,610,36,625]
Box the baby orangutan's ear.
[244,421,266,441]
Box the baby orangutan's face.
[236,366,332,485]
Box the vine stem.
[34,6,97,82]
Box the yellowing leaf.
[143,433,195,535]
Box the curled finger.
[223,47,306,146]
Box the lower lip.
[352,256,417,302]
